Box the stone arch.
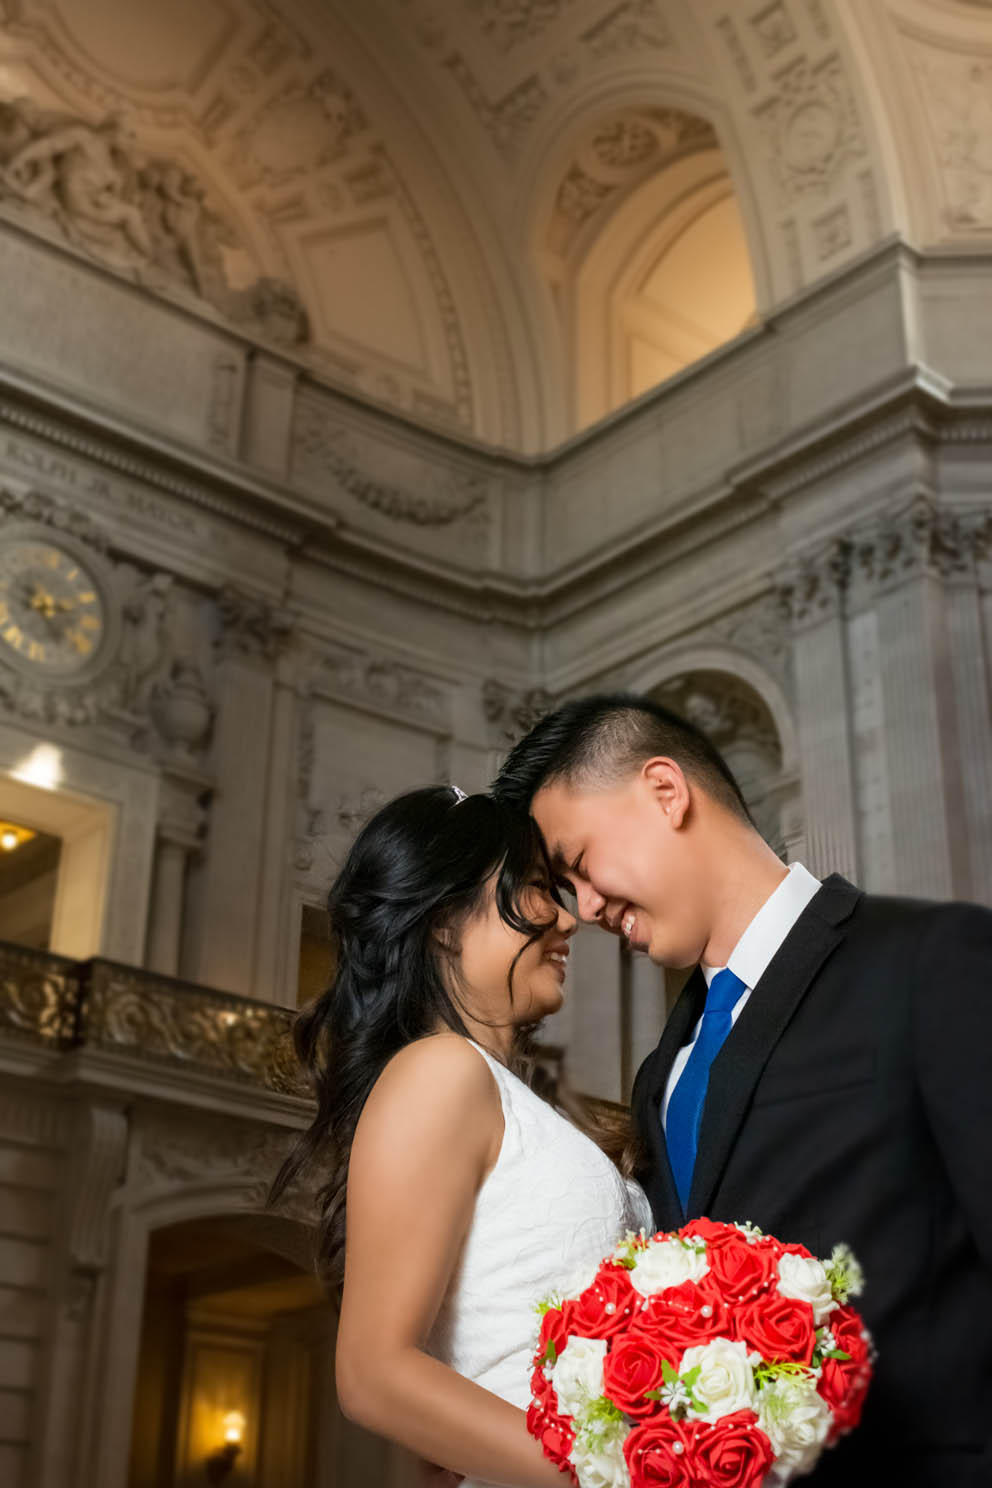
[620,645,803,860]
[90,1181,317,1488]
[522,76,771,437]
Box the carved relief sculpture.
[0,98,309,345]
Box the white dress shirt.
[661,862,822,1129]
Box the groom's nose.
[575,880,607,923]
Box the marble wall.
[0,191,989,1488]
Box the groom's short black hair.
[491,693,750,821]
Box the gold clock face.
[0,538,107,676]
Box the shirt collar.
[701,861,822,992]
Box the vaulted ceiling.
[0,0,988,452]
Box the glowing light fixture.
[222,1411,245,1445]
[0,821,36,852]
[11,743,63,791]
[205,1410,246,1483]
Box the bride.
[273,785,651,1487]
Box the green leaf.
[541,1338,558,1367]
[823,1349,851,1362]
[661,1359,679,1386]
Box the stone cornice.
[2,331,991,633]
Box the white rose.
[629,1238,709,1297]
[758,1375,832,1480]
[551,1337,608,1418]
[572,1424,630,1488]
[680,1336,757,1422]
[777,1253,837,1325]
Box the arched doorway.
[127,1213,410,1488]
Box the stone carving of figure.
[2,112,152,264]
[118,570,174,713]
[0,96,310,343]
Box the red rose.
[533,1412,576,1475]
[737,1294,816,1364]
[705,1236,777,1306]
[625,1415,700,1487]
[633,1278,729,1351]
[693,1411,774,1488]
[536,1304,573,1366]
[817,1306,873,1438]
[530,1364,556,1414]
[569,1263,639,1339]
[679,1217,737,1248]
[603,1333,672,1418]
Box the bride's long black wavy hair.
[271,785,630,1294]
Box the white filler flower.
[573,1423,630,1488]
[551,1337,609,1418]
[776,1254,837,1325]
[679,1337,757,1422]
[629,1238,709,1297]
[758,1375,832,1479]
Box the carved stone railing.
[0,941,81,1047]
[0,941,309,1101]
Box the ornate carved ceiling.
[0,0,987,453]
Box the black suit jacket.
[631,876,992,1488]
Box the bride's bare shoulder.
[360,1034,499,1129]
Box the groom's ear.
[642,756,691,829]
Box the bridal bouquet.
[527,1219,873,1488]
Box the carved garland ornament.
[293,406,488,527]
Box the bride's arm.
[336,1035,566,1488]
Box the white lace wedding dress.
[427,1039,653,1488]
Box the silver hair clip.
[450,785,468,803]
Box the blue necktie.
[665,968,746,1213]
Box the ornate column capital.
[776,538,852,630]
[483,679,555,747]
[215,584,294,663]
[853,497,992,594]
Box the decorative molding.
[216,584,293,661]
[716,16,758,93]
[0,481,109,553]
[443,56,548,163]
[653,670,783,764]
[0,387,307,545]
[690,593,794,695]
[750,2,799,60]
[470,0,579,53]
[777,539,852,630]
[308,642,449,727]
[229,70,365,188]
[0,97,308,345]
[756,54,867,203]
[580,0,673,58]
[547,108,717,256]
[81,959,308,1099]
[911,54,992,230]
[134,1110,296,1192]
[483,678,555,745]
[0,941,79,1048]
[812,202,852,260]
[852,498,992,592]
[63,1103,128,1274]
[292,400,488,527]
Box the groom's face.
[532,769,708,968]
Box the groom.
[493,693,992,1488]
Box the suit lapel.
[687,875,862,1218]
[635,968,707,1228]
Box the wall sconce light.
[205,1411,245,1484]
[0,822,36,852]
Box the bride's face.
[452,868,576,1031]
